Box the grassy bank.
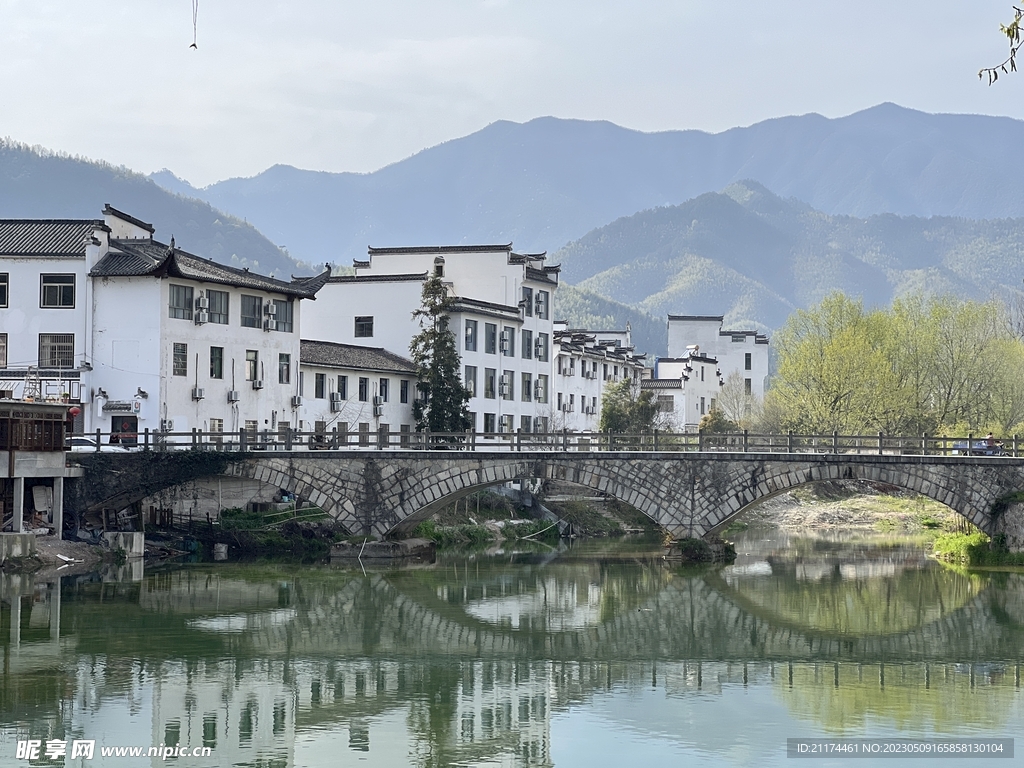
[933,531,1024,567]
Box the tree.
[599,378,662,433]
[980,6,1024,84]
[698,408,737,434]
[717,371,762,428]
[409,276,471,433]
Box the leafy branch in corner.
[980,6,1024,84]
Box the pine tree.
[409,275,472,434]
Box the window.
[379,378,390,402]
[207,290,229,324]
[603,363,609,380]
[358,422,370,446]
[521,415,532,433]
[521,286,533,317]
[37,333,74,368]
[484,368,496,399]
[241,295,262,328]
[209,418,223,437]
[501,370,514,400]
[521,372,532,401]
[273,300,294,332]
[41,274,76,308]
[501,327,515,357]
[245,350,258,381]
[536,416,549,433]
[501,415,514,433]
[536,333,549,362]
[466,413,476,432]
[536,290,549,319]
[0,273,8,307]
[0,333,7,367]
[315,373,326,399]
[210,346,224,379]
[358,377,369,401]
[522,329,533,359]
[465,366,477,397]
[701,366,705,382]
[400,380,409,403]
[484,323,497,354]
[167,284,192,319]
[657,395,674,412]
[465,319,478,351]
[172,343,188,376]
[355,316,374,338]
[278,353,291,384]
[745,352,752,371]
[335,375,348,399]
[700,397,706,415]
[483,413,496,433]
[298,372,304,396]
[536,374,548,403]
[744,378,752,395]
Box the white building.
[666,314,769,400]
[646,351,725,431]
[298,339,417,447]
[87,209,328,443]
[302,244,560,435]
[0,216,109,415]
[0,206,329,444]
[552,322,646,432]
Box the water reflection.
[1,536,1022,767]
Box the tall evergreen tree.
[409,275,472,433]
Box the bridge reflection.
[1,544,1022,767]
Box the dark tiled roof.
[103,204,154,233]
[0,220,105,256]
[91,239,328,299]
[525,266,558,284]
[328,272,427,284]
[450,296,521,322]
[641,379,682,390]
[668,314,724,322]
[300,340,417,373]
[367,244,512,255]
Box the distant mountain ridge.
[553,180,1024,333]
[0,141,307,278]
[151,104,1024,267]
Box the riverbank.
[729,479,965,534]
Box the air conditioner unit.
[160,419,174,431]
[330,392,343,403]
[330,400,343,413]
[373,404,384,417]
[534,339,545,357]
[192,387,205,401]
[533,381,544,399]
[291,395,302,407]
[194,311,208,325]
[263,319,276,332]
[373,395,383,406]
[252,379,264,390]
[499,332,510,353]
[534,296,544,314]
[195,296,209,310]
[227,390,240,402]
[264,302,277,316]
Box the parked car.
[67,436,138,453]
[951,440,1006,456]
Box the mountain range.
[0,140,303,278]
[152,103,1024,270]
[554,180,1024,336]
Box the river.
[1,531,1022,767]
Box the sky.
[0,0,1020,187]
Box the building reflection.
[0,542,1022,766]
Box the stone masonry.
[74,450,1024,546]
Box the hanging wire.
[190,0,198,49]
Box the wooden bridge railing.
[67,428,1023,458]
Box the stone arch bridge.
[71,449,1024,546]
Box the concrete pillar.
[11,477,23,534]
[51,477,63,540]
